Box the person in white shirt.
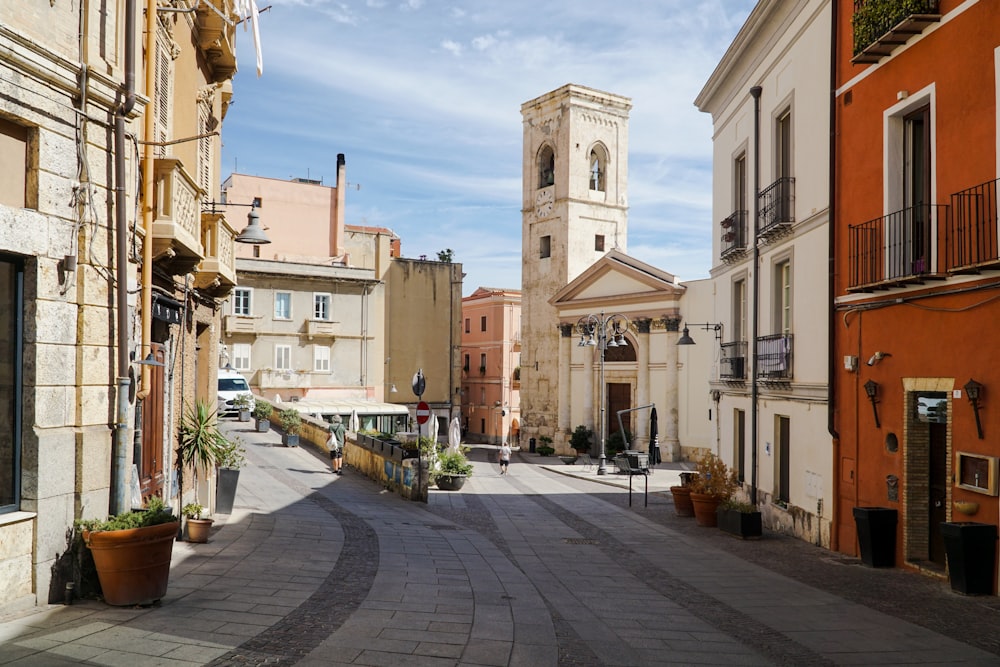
[499,442,512,475]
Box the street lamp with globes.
[577,311,631,475]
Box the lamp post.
[577,311,631,475]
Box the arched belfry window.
[589,145,607,192]
[538,145,555,188]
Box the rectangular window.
[540,235,551,259]
[775,260,791,334]
[735,152,747,213]
[776,108,792,180]
[465,318,470,334]
[233,288,252,316]
[480,388,486,404]
[0,256,23,511]
[732,278,747,343]
[0,118,28,208]
[314,293,331,321]
[734,409,745,484]
[480,316,487,332]
[776,415,790,504]
[231,343,251,371]
[275,345,291,371]
[314,346,330,372]
[463,354,470,372]
[480,353,487,372]
[595,235,605,252]
[274,292,291,320]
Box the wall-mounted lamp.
[677,322,723,346]
[864,379,880,428]
[204,201,271,245]
[964,378,984,439]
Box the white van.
[217,369,254,415]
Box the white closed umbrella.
[448,417,462,454]
[349,410,360,433]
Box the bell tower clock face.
[535,188,554,218]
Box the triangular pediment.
[549,250,686,315]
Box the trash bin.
[853,506,897,567]
[940,522,997,595]
[529,437,536,453]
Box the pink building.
[461,288,521,445]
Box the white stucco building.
[694,0,833,545]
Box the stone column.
[664,316,682,461]
[635,319,650,449]
[558,324,573,443]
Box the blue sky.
[222,0,756,295]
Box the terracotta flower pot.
[186,518,214,543]
[690,492,721,527]
[670,486,694,517]
[83,521,178,606]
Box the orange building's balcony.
[194,211,237,291]
[948,177,1000,274]
[848,204,948,291]
[851,0,941,64]
[152,158,205,274]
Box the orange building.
[461,288,521,445]
[834,0,1000,587]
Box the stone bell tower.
[519,84,631,446]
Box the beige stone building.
[0,0,252,612]
[221,170,463,435]
[460,287,521,445]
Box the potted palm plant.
[279,408,302,447]
[178,399,227,540]
[253,401,272,432]
[182,503,213,543]
[434,449,473,491]
[689,452,737,527]
[78,496,178,606]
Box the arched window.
[589,145,607,191]
[538,145,555,188]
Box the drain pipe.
[111,0,137,515]
[139,0,157,401]
[750,84,762,508]
[827,0,841,552]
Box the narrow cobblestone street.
[1,422,999,666]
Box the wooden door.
[140,343,166,501]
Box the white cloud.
[440,39,463,57]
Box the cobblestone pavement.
[1,426,998,666]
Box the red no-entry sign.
[416,401,431,424]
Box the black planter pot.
[255,418,270,433]
[216,467,240,514]
[940,521,997,595]
[282,433,299,447]
[717,507,762,539]
[853,506,897,567]
[436,474,467,491]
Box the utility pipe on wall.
[111,0,137,515]
[750,84,762,508]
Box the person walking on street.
[328,415,345,474]
[499,441,511,475]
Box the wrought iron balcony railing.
[758,177,795,238]
[720,210,748,260]
[851,0,941,64]
[756,334,793,381]
[848,204,946,291]
[948,177,1000,273]
[720,341,747,380]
